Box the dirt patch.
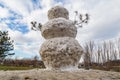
[0,69,120,80]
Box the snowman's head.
[48,6,69,20]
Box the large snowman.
[40,6,83,70]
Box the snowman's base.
[45,66,79,71]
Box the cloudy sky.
[0,0,120,59]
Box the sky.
[0,0,120,60]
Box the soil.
[0,69,120,80]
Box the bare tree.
[96,45,102,64]
[83,41,94,69]
[117,38,120,58]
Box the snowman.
[39,6,83,70]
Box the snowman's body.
[40,6,83,70]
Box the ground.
[0,69,120,80]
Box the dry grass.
[0,65,34,70]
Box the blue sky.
[0,0,120,59]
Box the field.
[0,65,34,70]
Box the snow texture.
[40,37,83,70]
[41,18,77,39]
[48,6,69,20]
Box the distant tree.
[83,41,94,70]
[0,31,14,63]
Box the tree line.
[82,38,120,71]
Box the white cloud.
[0,7,10,18]
[23,9,48,30]
[0,0,33,16]
[87,0,120,40]
[0,22,9,30]
[41,0,55,8]
[8,29,44,56]
[64,0,120,42]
